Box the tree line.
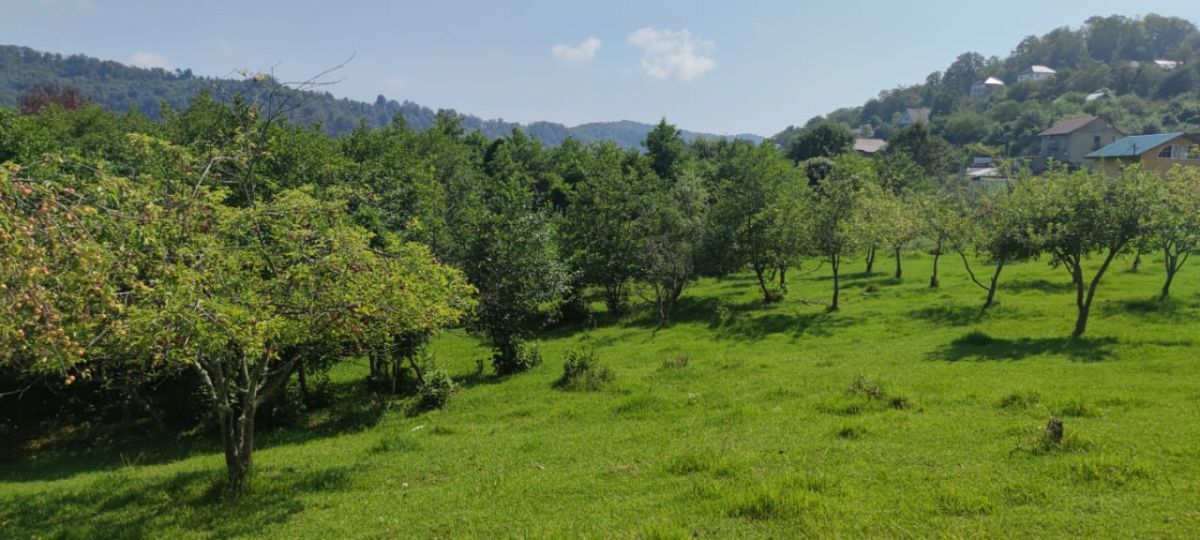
[3,79,1199,490]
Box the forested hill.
[0,44,762,147]
[777,14,1200,157]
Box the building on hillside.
[1037,116,1124,167]
[898,107,931,128]
[1017,65,1056,82]
[1086,89,1113,102]
[1154,59,1180,70]
[1086,132,1200,175]
[853,138,888,156]
[970,77,1006,98]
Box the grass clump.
[660,353,690,370]
[935,489,994,516]
[1067,456,1152,486]
[998,391,1041,410]
[818,375,914,416]
[555,345,614,391]
[723,486,815,521]
[1021,417,1092,455]
[371,434,420,454]
[1055,397,1101,418]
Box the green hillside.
[0,44,761,147]
[778,14,1200,156]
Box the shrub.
[723,486,814,521]
[493,340,543,375]
[556,345,613,391]
[416,369,457,410]
[1067,456,1151,486]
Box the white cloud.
[383,77,409,92]
[627,27,716,82]
[551,37,601,64]
[127,51,173,70]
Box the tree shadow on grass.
[908,304,986,327]
[3,378,385,484]
[1099,297,1200,324]
[1006,279,1074,294]
[0,464,355,538]
[932,333,1117,363]
[716,311,864,341]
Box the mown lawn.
[4,252,1200,538]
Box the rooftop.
[1024,65,1057,74]
[1038,116,1101,137]
[1086,132,1189,159]
[853,138,888,154]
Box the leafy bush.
[416,369,457,410]
[493,340,543,375]
[556,345,613,391]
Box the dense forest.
[776,14,1200,157]
[0,44,761,147]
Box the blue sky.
[7,0,1197,135]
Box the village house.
[1017,65,1056,82]
[970,77,1005,97]
[898,107,931,128]
[1086,132,1200,175]
[1038,116,1124,167]
[853,138,887,156]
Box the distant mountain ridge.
[0,44,762,148]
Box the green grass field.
[4,252,1200,538]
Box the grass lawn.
[4,252,1200,538]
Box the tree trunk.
[893,246,902,280]
[297,362,309,403]
[219,402,256,491]
[983,260,1004,310]
[929,241,942,288]
[753,262,775,303]
[829,253,841,312]
[864,245,876,275]
[604,283,627,315]
[1131,251,1142,273]
[1161,247,1184,301]
[1072,248,1120,338]
[778,264,788,293]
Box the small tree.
[1146,167,1200,300]
[1012,167,1155,337]
[641,172,708,327]
[807,157,864,311]
[858,184,921,280]
[456,175,569,374]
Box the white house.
[1154,59,1180,70]
[1017,65,1056,82]
[970,77,1006,98]
[899,107,931,128]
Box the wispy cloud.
[37,0,93,9]
[127,51,173,70]
[551,37,602,64]
[382,77,409,92]
[627,27,716,82]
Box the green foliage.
[555,344,614,391]
[787,122,854,162]
[416,369,457,410]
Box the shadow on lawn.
[2,378,385,484]
[716,311,863,341]
[1006,279,1074,294]
[908,304,986,327]
[932,333,1116,363]
[1099,297,1200,324]
[0,464,355,538]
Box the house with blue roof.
[1085,132,1200,175]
